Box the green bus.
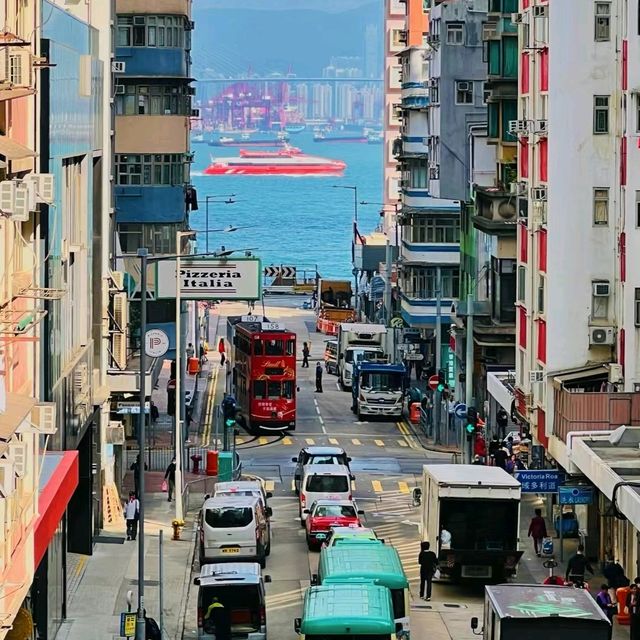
[294,583,399,639]
[314,543,410,637]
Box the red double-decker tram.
[232,321,297,433]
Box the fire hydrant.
[191,454,202,474]
[172,519,184,541]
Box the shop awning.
[0,135,35,160]
[549,363,608,389]
[0,87,34,101]
[34,451,79,567]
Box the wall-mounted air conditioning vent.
[592,282,610,297]
[589,326,615,346]
[529,370,544,383]
[111,61,126,74]
[531,187,547,202]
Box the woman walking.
[218,338,226,366]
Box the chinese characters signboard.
[514,470,563,493]
[558,486,594,505]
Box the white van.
[200,495,270,568]
[194,562,270,640]
[298,463,353,524]
[213,480,273,512]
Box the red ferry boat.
[203,149,346,176]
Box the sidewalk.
[58,489,196,640]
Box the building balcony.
[400,294,455,327]
[554,387,640,443]
[400,83,429,110]
[473,185,518,237]
[107,349,167,394]
[400,241,459,266]
[115,116,189,154]
[115,47,188,78]
[394,136,429,158]
[117,0,190,15]
[401,194,462,216]
[354,232,388,272]
[115,185,186,224]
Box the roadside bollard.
[172,519,184,541]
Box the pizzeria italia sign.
[157,257,262,301]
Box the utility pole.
[434,267,442,445]
[465,292,474,463]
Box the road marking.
[351,438,361,445]
[264,480,275,492]
[397,439,408,447]
[374,439,385,447]
[258,436,268,445]
[372,480,383,493]
[305,438,315,445]
[236,436,245,444]
[398,481,410,494]
[282,436,293,445]
[329,438,339,445]
[201,368,219,447]
[397,422,408,435]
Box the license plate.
[461,565,491,578]
[314,533,326,540]
[221,547,240,554]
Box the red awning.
[34,451,79,566]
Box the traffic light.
[437,369,445,393]
[225,418,236,429]
[222,395,237,421]
[465,406,478,435]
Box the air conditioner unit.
[429,166,440,180]
[457,81,472,92]
[508,119,530,135]
[111,61,126,74]
[115,84,125,95]
[531,201,547,225]
[535,119,548,135]
[24,173,54,205]
[483,22,498,40]
[531,186,547,202]
[589,326,615,346]
[511,12,523,24]
[112,332,127,370]
[32,403,56,434]
[113,292,128,330]
[12,184,30,222]
[106,421,126,445]
[533,5,548,17]
[0,461,16,498]
[0,181,16,214]
[592,281,611,297]
[191,108,200,118]
[110,270,125,291]
[10,442,26,478]
[529,370,544,383]
[5,50,31,87]
[398,30,408,44]
[609,363,624,384]
[510,181,526,195]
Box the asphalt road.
[183,299,484,640]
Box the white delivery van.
[195,562,271,640]
[298,463,353,524]
[200,495,270,568]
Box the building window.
[635,288,640,327]
[391,29,407,48]
[591,282,609,320]
[455,81,473,105]
[483,82,490,104]
[595,2,611,41]
[405,267,460,299]
[115,84,191,116]
[446,23,464,45]
[407,160,429,189]
[593,95,610,134]
[118,223,178,254]
[117,15,185,49]
[115,154,185,186]
[517,266,526,302]
[537,276,545,313]
[593,188,609,225]
[410,217,460,243]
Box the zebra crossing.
[261,478,418,495]
[236,434,414,449]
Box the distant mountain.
[193,1,381,78]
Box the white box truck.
[421,464,523,582]
[336,323,388,390]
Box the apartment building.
[396,0,487,381]
[510,0,640,571]
[109,0,195,476]
[463,0,519,412]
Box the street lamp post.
[332,185,359,316]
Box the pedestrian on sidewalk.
[565,544,594,586]
[415,359,423,382]
[418,541,438,601]
[302,342,310,368]
[218,338,226,366]
[150,401,159,424]
[204,597,231,639]
[199,343,208,365]
[627,584,640,639]
[164,457,176,502]
[603,559,629,604]
[596,584,617,622]
[124,491,140,541]
[143,610,161,640]
[493,445,509,471]
[527,508,548,557]
[488,437,501,466]
[130,454,147,498]
[186,342,195,359]
[496,407,509,438]
[315,362,323,393]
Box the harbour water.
[190,131,382,279]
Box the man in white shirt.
[124,491,140,541]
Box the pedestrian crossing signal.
[437,369,445,393]
[225,418,236,428]
[465,406,478,434]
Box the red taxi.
[303,499,363,550]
